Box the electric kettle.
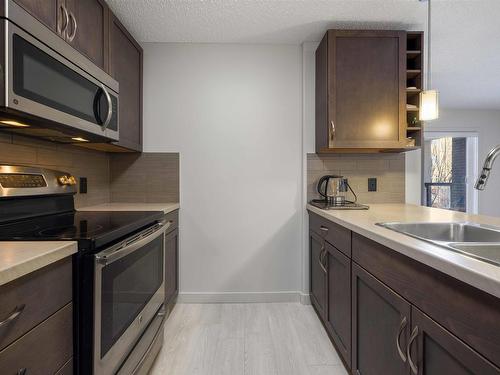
[317,175,354,206]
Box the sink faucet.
[475,145,500,190]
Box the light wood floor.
[149,303,348,375]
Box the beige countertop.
[78,202,180,214]
[0,241,77,286]
[307,203,500,299]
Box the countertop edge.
[0,242,77,287]
[307,204,500,300]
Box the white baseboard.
[299,293,311,305]
[177,291,310,304]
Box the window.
[423,132,478,214]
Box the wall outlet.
[368,178,377,192]
[79,177,87,194]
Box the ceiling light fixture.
[0,120,30,127]
[419,0,439,121]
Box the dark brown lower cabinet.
[410,308,500,375]
[309,211,500,375]
[310,230,327,320]
[0,303,73,374]
[165,227,179,306]
[325,242,351,367]
[352,263,410,375]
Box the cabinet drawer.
[309,212,351,257]
[352,232,500,367]
[0,303,73,375]
[0,257,72,350]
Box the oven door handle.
[95,220,172,266]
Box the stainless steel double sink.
[377,222,500,266]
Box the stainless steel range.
[0,165,169,374]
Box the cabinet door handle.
[330,121,336,142]
[319,246,327,274]
[0,304,25,334]
[407,326,419,375]
[319,226,329,234]
[67,12,77,42]
[396,316,408,363]
[58,4,69,35]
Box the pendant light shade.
[419,89,439,120]
[420,0,439,121]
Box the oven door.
[93,221,169,375]
[5,17,119,141]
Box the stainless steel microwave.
[0,0,119,143]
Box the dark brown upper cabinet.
[64,0,109,69]
[315,30,408,153]
[12,0,61,34]
[107,13,143,152]
[14,0,109,69]
[10,0,144,153]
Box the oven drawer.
[117,308,165,375]
[0,257,72,351]
[0,303,73,375]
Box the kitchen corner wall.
[0,132,179,208]
[307,153,405,203]
[143,43,303,302]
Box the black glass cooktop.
[0,210,165,250]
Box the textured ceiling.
[107,0,500,109]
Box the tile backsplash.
[307,153,405,204]
[0,132,180,208]
[110,153,179,203]
[0,132,110,208]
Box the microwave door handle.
[95,220,171,266]
[98,84,113,130]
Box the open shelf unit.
[406,31,424,148]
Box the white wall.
[143,43,303,301]
[406,109,500,217]
[301,42,319,297]
[405,149,421,205]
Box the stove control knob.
[58,175,77,185]
[58,176,69,185]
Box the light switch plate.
[368,178,377,192]
[79,177,87,194]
